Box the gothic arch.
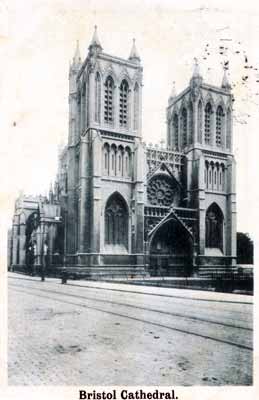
[117,145,124,177]
[103,66,118,86]
[216,105,224,147]
[110,144,117,176]
[118,71,132,87]
[188,101,194,145]
[204,93,216,111]
[119,79,130,127]
[95,71,102,123]
[105,192,129,250]
[198,100,203,144]
[124,146,132,177]
[104,75,115,124]
[180,107,188,147]
[205,203,224,251]
[172,112,179,149]
[204,102,213,145]
[103,142,110,175]
[149,217,193,275]
[133,82,140,130]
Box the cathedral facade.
[8,28,237,277]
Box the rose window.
[147,176,175,206]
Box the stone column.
[198,152,206,256]
[226,156,237,264]
[79,134,90,255]
[66,146,76,255]
[66,91,78,256]
[134,140,145,263]
[90,131,102,261]
[19,214,26,265]
[12,215,19,266]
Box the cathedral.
[8,27,237,278]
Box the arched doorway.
[149,218,193,276]
[205,203,224,252]
[105,192,129,252]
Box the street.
[8,273,253,386]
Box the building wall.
[9,33,237,274]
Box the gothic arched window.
[103,143,110,176]
[205,161,209,189]
[119,80,129,127]
[181,108,187,147]
[189,102,193,144]
[133,83,139,130]
[104,76,114,124]
[198,100,203,143]
[105,193,128,249]
[173,114,179,149]
[216,105,224,147]
[110,145,116,176]
[205,103,212,145]
[117,146,124,177]
[205,203,224,251]
[124,147,131,177]
[95,72,101,123]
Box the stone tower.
[166,61,236,268]
[66,27,145,269]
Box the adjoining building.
[8,27,236,278]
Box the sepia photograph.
[0,0,257,397]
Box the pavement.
[8,273,253,386]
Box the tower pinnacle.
[73,40,81,65]
[89,25,103,52]
[190,57,203,86]
[192,58,202,78]
[221,64,231,90]
[170,81,176,98]
[129,38,140,63]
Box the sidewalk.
[9,272,253,304]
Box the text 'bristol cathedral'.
[8,27,237,277]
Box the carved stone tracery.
[147,175,175,207]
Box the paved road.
[8,273,253,385]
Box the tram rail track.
[9,283,253,352]
[9,281,252,331]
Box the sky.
[0,0,259,261]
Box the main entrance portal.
[149,218,193,276]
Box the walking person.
[41,241,48,282]
[27,241,34,276]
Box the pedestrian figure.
[41,241,48,281]
[27,240,35,276]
